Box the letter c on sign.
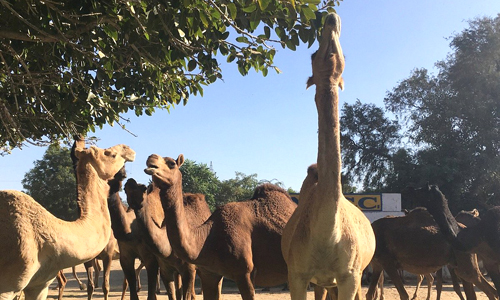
[357,197,377,210]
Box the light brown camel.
[280,12,375,300]
[106,169,177,300]
[0,142,135,300]
[125,178,213,300]
[411,185,500,297]
[366,207,497,300]
[144,154,297,300]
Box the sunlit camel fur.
[0,142,135,300]
[281,12,375,300]
[145,154,297,300]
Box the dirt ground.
[48,261,491,300]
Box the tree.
[21,143,78,220]
[0,0,341,152]
[180,159,220,210]
[340,99,401,191]
[383,15,500,211]
[216,171,259,206]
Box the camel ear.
[306,76,315,89]
[177,154,185,168]
[339,77,344,90]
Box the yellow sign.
[288,193,382,211]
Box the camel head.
[74,144,136,180]
[124,178,148,210]
[307,12,344,90]
[144,154,184,189]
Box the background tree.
[21,143,78,220]
[342,15,500,212]
[180,159,220,210]
[340,99,401,191]
[216,171,260,206]
[0,0,341,152]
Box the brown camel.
[280,12,375,300]
[411,184,500,297]
[366,207,497,300]
[125,178,213,300]
[144,154,297,300]
[106,169,177,300]
[0,142,135,300]
[55,267,87,300]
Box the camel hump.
[251,183,291,200]
[183,193,206,204]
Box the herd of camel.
[2,12,500,300]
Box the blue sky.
[1,1,499,193]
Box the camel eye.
[167,161,176,168]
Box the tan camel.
[280,12,375,300]
[125,178,213,300]
[0,142,135,300]
[366,207,497,300]
[144,154,297,300]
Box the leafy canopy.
[0,0,341,153]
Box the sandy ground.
[48,261,491,300]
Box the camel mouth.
[324,13,341,37]
[144,165,158,175]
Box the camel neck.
[159,183,208,263]
[107,193,133,241]
[56,163,112,264]
[316,85,343,200]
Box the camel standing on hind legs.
[281,12,376,300]
[0,142,135,300]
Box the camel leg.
[326,287,338,300]
[72,266,87,290]
[366,263,383,300]
[56,270,67,300]
[336,272,361,300]
[235,273,255,300]
[384,265,410,300]
[102,255,113,300]
[287,272,310,300]
[23,282,51,300]
[313,285,328,300]
[84,260,95,300]
[436,269,443,300]
[135,262,145,292]
[180,265,197,300]
[198,270,223,300]
[158,267,176,300]
[121,278,128,300]
[424,274,434,300]
[448,266,464,300]
[484,261,500,296]
[455,252,497,300]
[120,255,139,300]
[412,274,424,300]
[144,257,161,300]
[94,259,101,289]
[462,280,478,300]
[379,272,385,300]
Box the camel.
[124,178,213,300]
[144,154,297,300]
[366,207,497,300]
[55,267,86,300]
[280,12,375,300]
[411,184,500,297]
[106,168,177,300]
[0,142,135,300]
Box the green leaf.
[188,60,197,71]
[301,6,316,21]
[242,3,257,13]
[258,0,271,10]
[236,36,250,44]
[264,26,271,39]
[227,3,237,19]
